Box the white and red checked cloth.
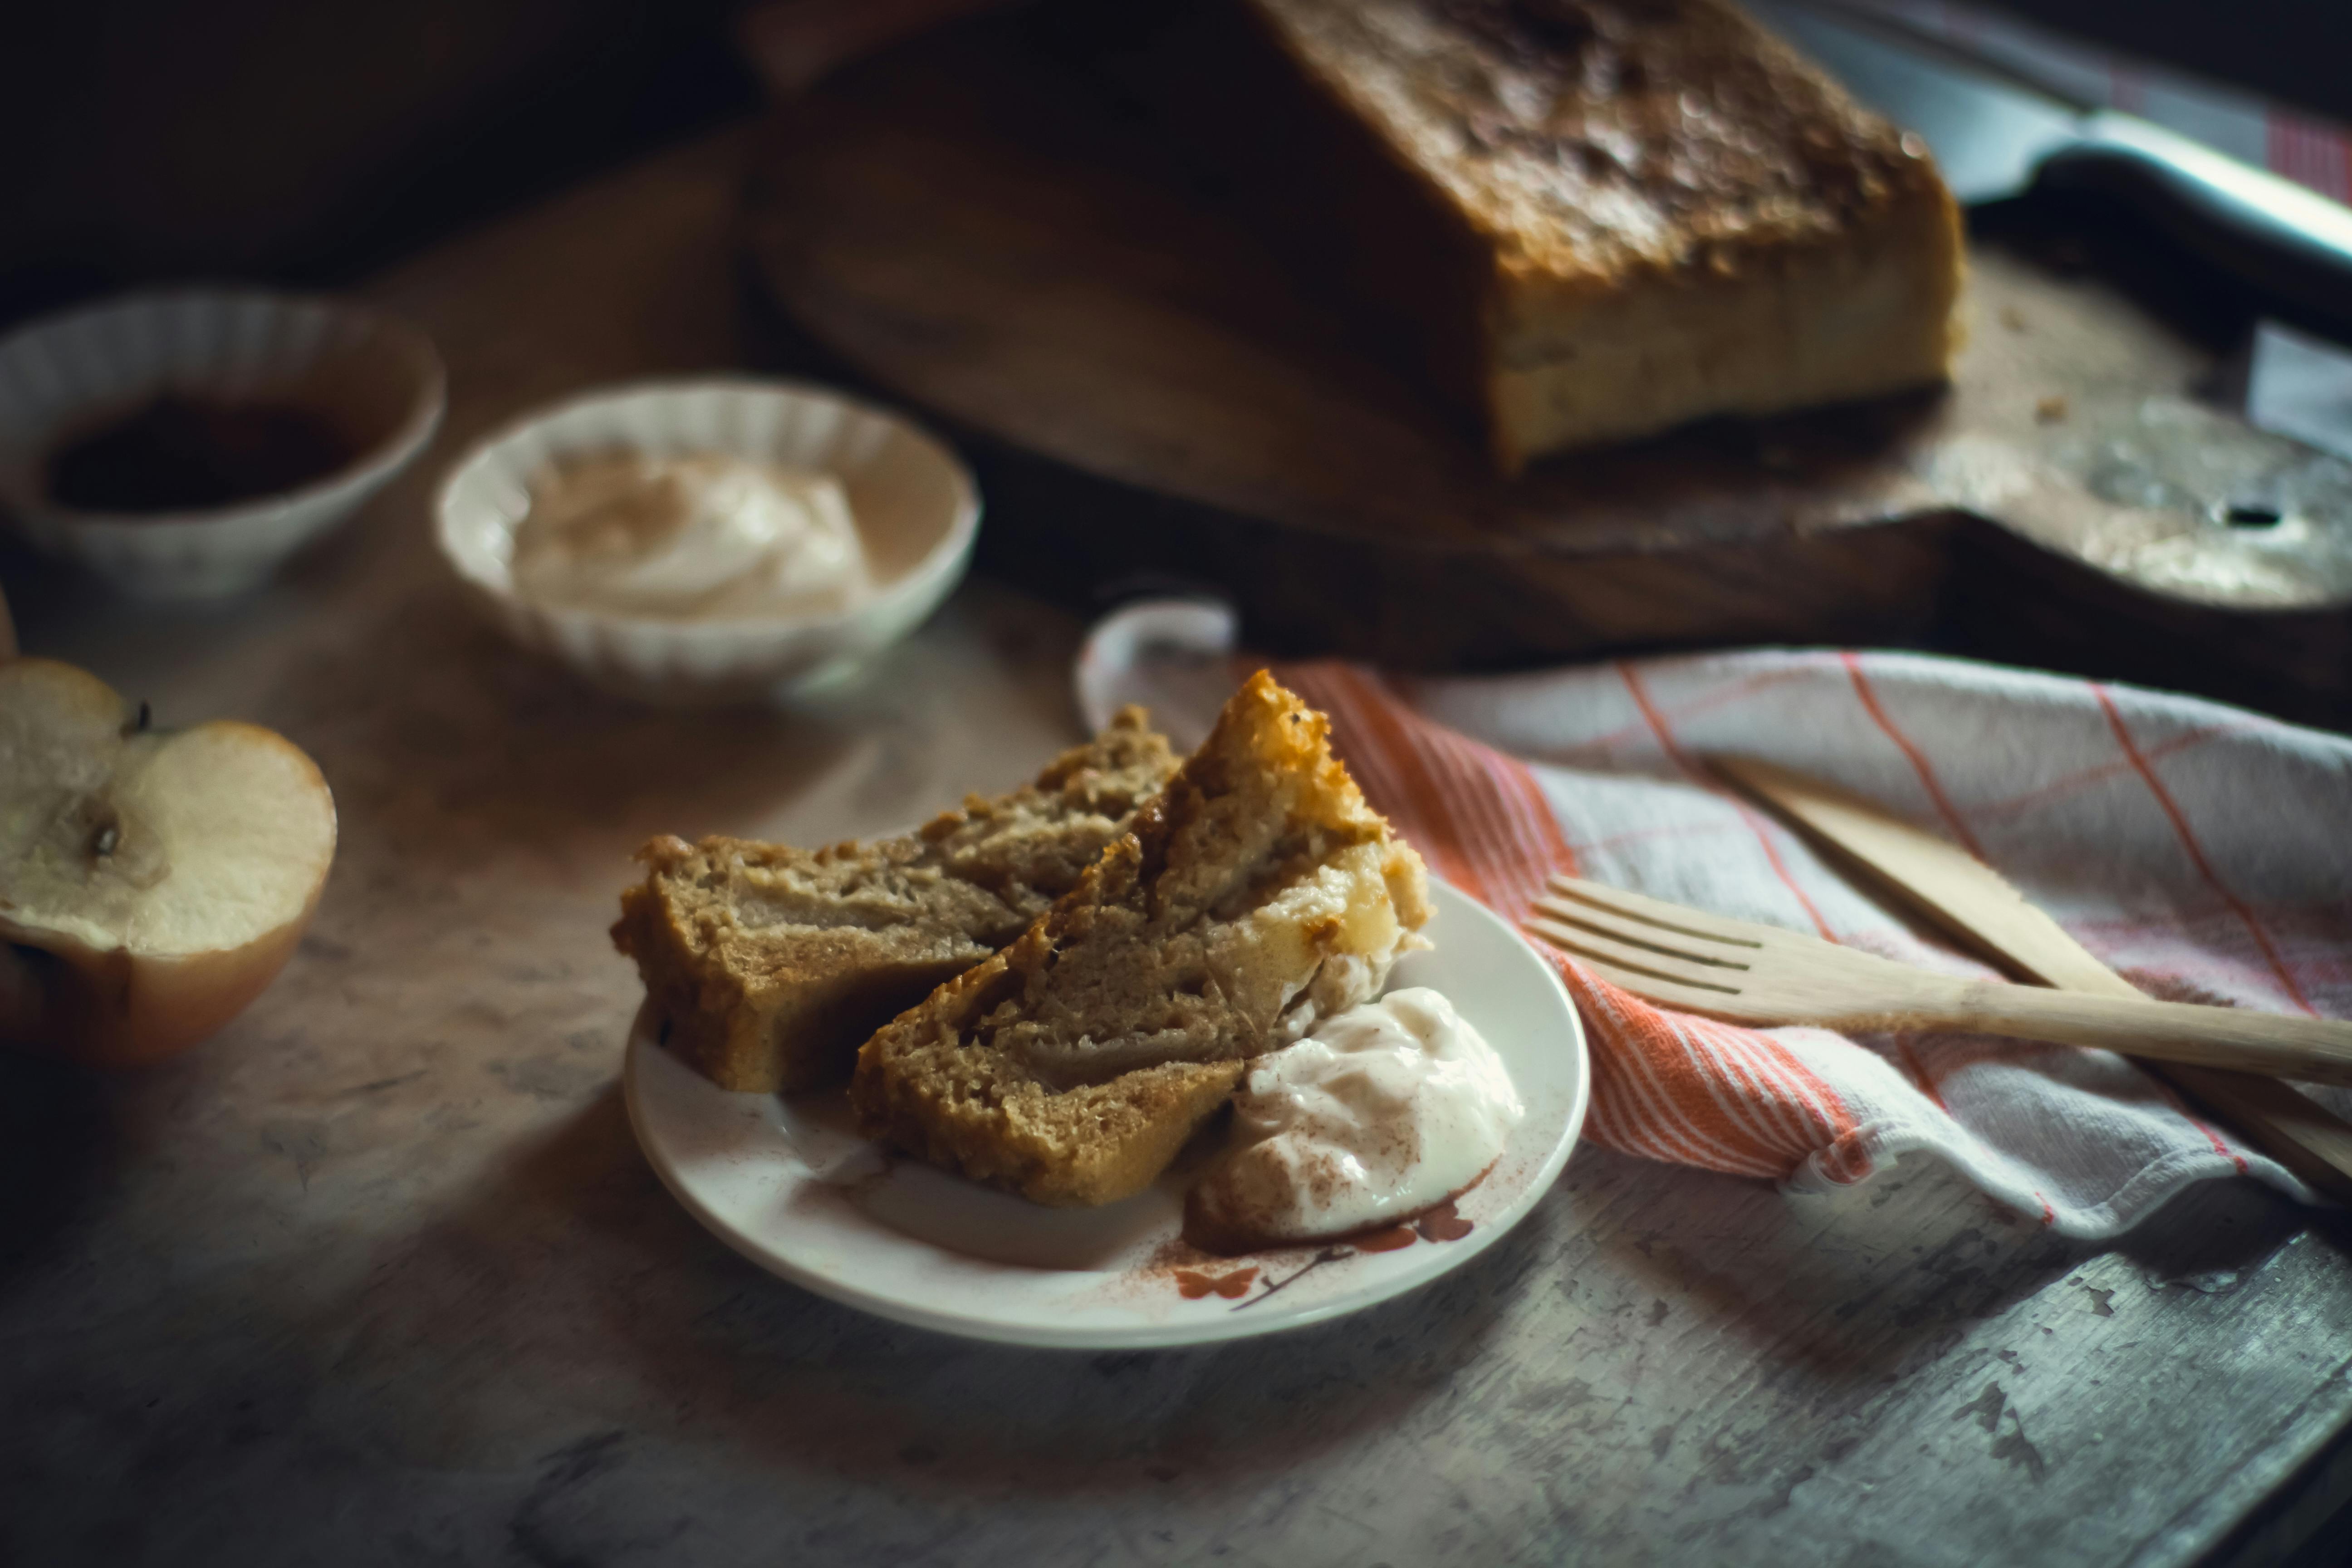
[1077,602,2352,1239]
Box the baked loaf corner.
[850,670,1434,1207]
[1225,0,1966,470]
[612,707,1180,1093]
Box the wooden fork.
[1528,874,2352,1085]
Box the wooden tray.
[741,9,2352,720]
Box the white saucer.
[621,879,1588,1349]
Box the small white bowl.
[0,289,445,598]
[434,378,980,704]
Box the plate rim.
[621,878,1588,1349]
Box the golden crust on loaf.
[1228,0,1965,467]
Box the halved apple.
[0,657,337,1067]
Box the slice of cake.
[850,671,1434,1207]
[612,708,1180,1093]
[1208,0,1965,470]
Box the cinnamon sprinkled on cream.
[1185,988,1522,1253]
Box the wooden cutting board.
[741,8,2352,718]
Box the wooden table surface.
[4,127,2350,1568]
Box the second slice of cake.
[851,670,1434,1206]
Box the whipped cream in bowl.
[510,453,872,622]
[1185,986,1525,1254]
[436,378,978,705]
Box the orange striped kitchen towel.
[1078,601,2352,1238]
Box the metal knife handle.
[2042,112,2352,329]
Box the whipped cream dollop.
[510,452,871,620]
[1185,987,1524,1252]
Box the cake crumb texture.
[612,707,1181,1093]
[850,671,1434,1207]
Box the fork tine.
[1543,874,1781,950]
[1521,923,1760,1015]
[1523,915,1747,996]
[1527,896,1751,970]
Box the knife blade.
[1712,752,2352,1206]
[1745,0,2352,332]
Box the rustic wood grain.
[0,127,2347,1568]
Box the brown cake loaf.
[613,708,1180,1093]
[1213,0,1965,470]
[850,671,1434,1207]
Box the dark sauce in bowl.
[45,396,358,515]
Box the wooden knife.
[1713,753,2352,1205]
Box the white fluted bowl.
[435,378,980,705]
[0,289,444,598]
